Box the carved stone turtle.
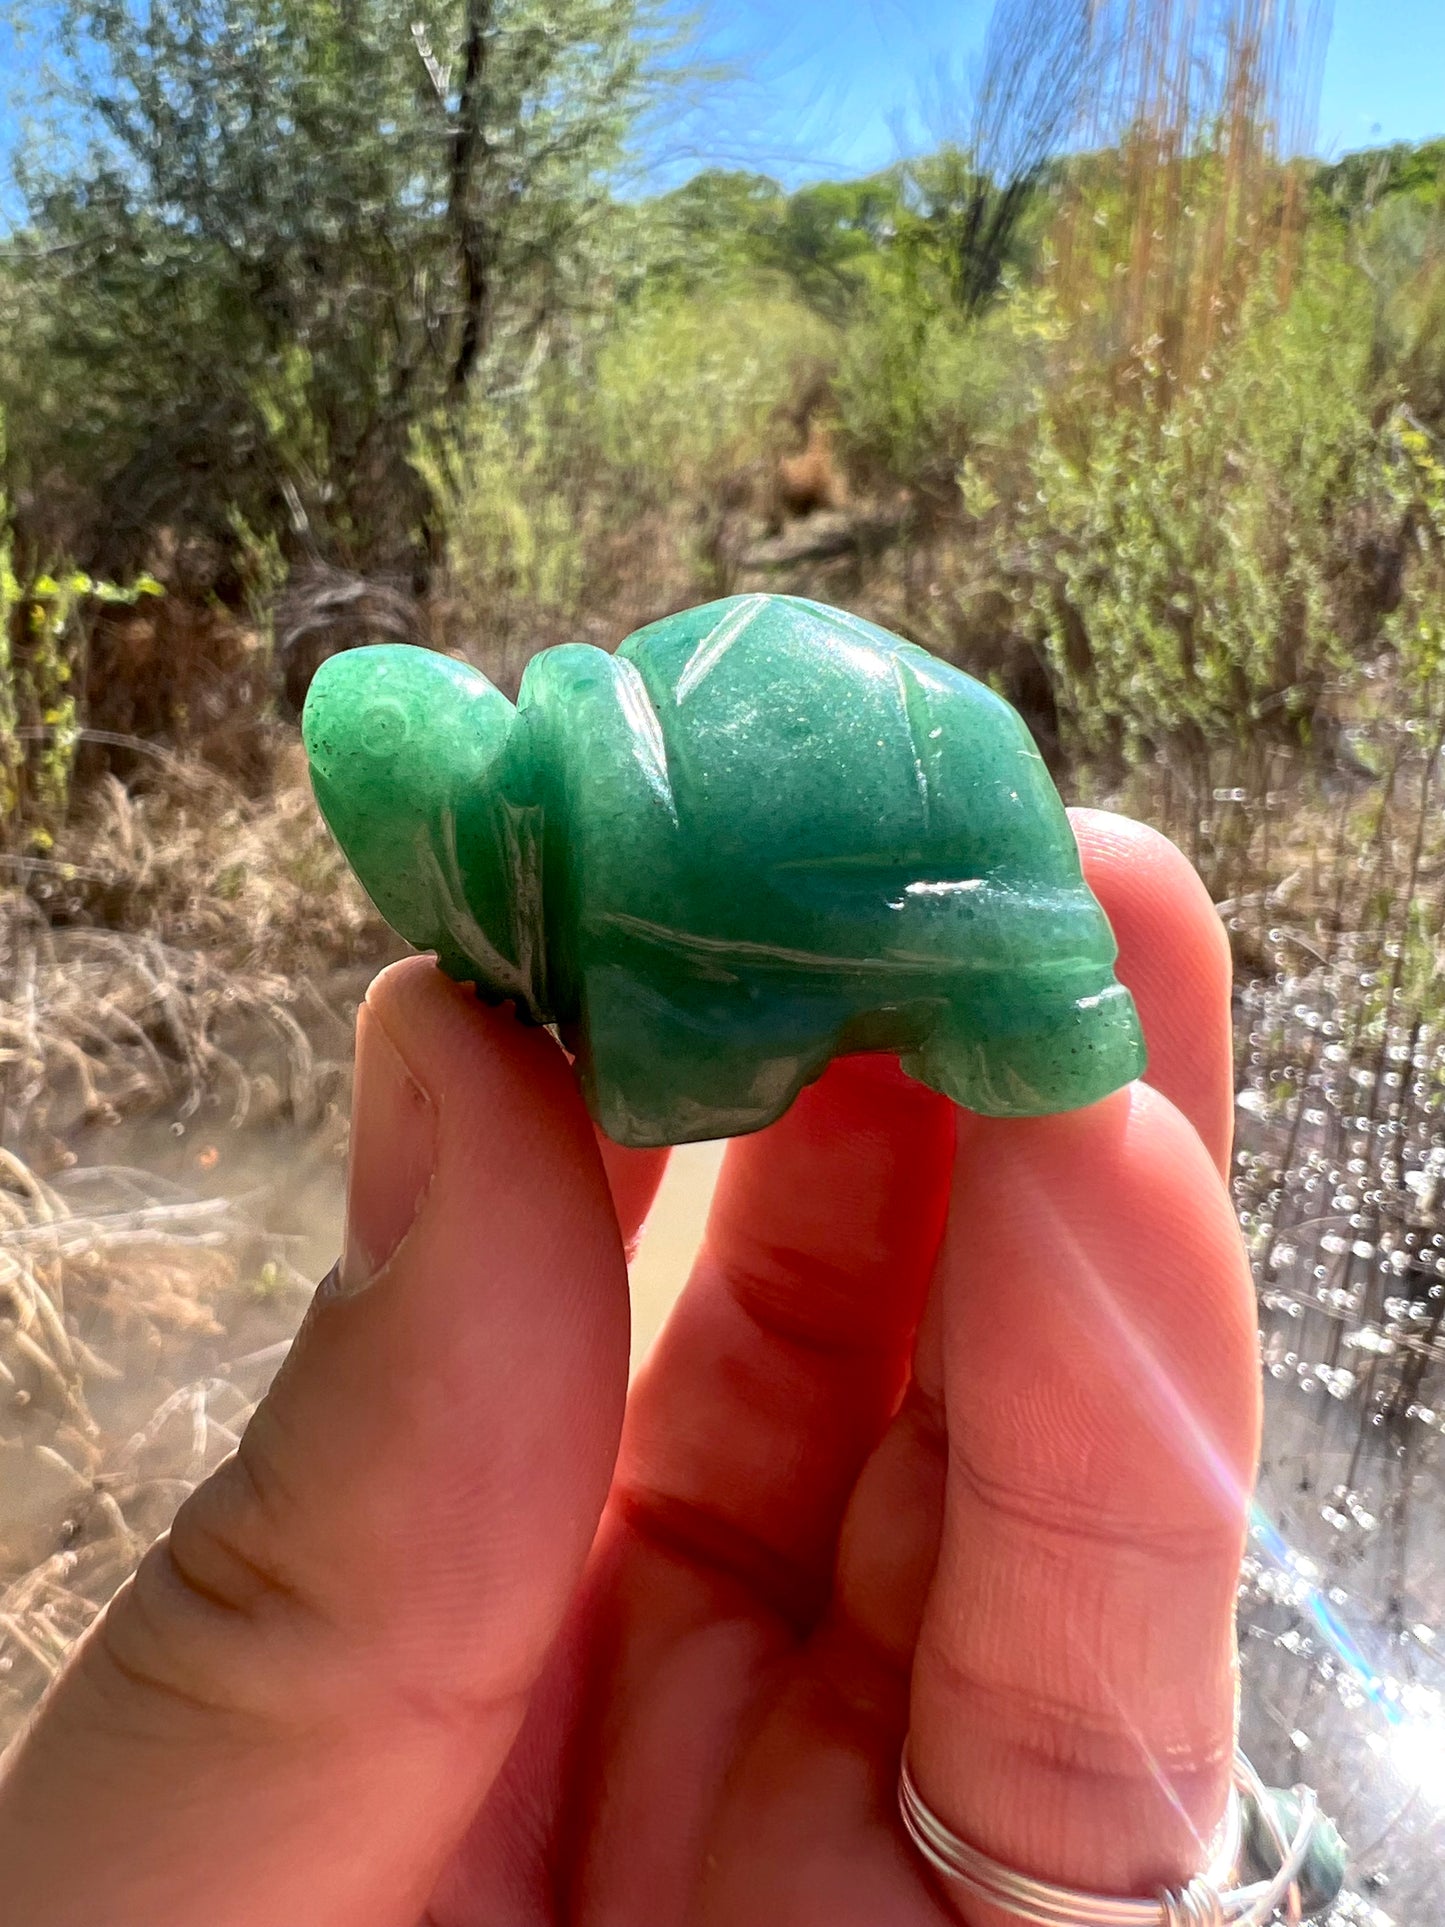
[302,593,1145,1146]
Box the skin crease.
[0,812,1258,1927]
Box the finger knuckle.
[935,1649,1229,1792]
[96,1411,337,1730]
[953,1448,1243,1563]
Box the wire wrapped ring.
[898,1745,1315,1926]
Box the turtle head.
[302,645,536,1001]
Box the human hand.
[0,811,1257,1927]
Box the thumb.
[0,957,632,1927]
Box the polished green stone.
[1242,1786,1348,1920]
[302,593,1145,1146]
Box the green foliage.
[762,176,908,318]
[1383,413,1445,700]
[226,510,289,642]
[964,261,1393,755]
[422,287,836,623]
[890,146,1048,316]
[1335,181,1445,429]
[1316,140,1445,224]
[589,292,836,496]
[422,145,1445,764]
[643,168,907,318]
[643,171,789,292]
[644,158,1046,324]
[835,274,1058,485]
[416,398,587,621]
[3,0,680,568]
[10,0,1445,779]
[0,485,163,844]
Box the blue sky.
[3,0,1444,210]
[671,0,1445,183]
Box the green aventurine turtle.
[302,593,1146,1146]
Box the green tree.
[644,169,906,319]
[767,176,904,319]
[3,0,677,568]
[643,170,787,292]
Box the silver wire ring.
[898,1744,1317,1926]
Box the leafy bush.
[416,397,589,630]
[421,288,837,644]
[1383,412,1445,700]
[0,434,164,847]
[958,259,1400,756]
[589,291,836,499]
[834,275,1059,489]
[3,0,678,573]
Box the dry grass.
[0,746,390,1158]
[1052,0,1332,399]
[33,741,383,966]
[0,742,376,1743]
[0,1144,314,1746]
[2,904,349,1152]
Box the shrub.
[834,273,1061,490]
[417,398,588,628]
[958,257,1397,757]
[422,287,837,662]
[1,433,165,849]
[588,289,837,502]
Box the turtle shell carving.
[302,593,1146,1146]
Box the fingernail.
[336,1001,437,1296]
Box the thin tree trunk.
[449,0,496,397]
